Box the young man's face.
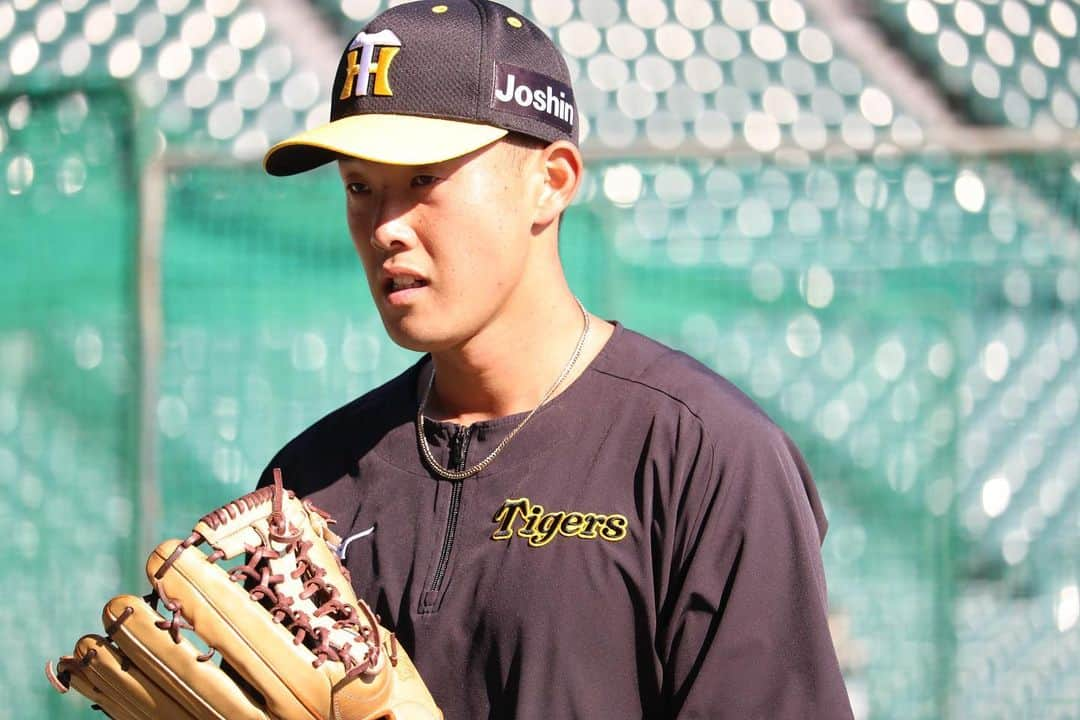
[337,140,541,353]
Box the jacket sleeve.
[656,424,854,719]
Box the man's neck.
[421,293,612,426]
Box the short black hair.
[501,132,550,175]
[502,132,550,152]
[500,132,571,231]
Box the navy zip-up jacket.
[261,324,854,719]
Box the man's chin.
[380,318,456,354]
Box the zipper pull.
[449,425,471,472]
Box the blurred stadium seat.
[877,0,1080,133]
[1,1,1077,719]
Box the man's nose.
[371,199,420,252]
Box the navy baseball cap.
[263,0,579,175]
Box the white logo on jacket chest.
[335,525,375,560]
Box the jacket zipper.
[430,425,470,592]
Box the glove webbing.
[147,469,383,677]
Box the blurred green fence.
[3,87,1078,720]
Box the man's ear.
[534,141,583,228]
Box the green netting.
[4,88,1079,720]
[0,88,140,720]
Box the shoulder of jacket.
[595,328,786,453]
[270,363,415,466]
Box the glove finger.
[103,595,271,720]
[64,634,198,720]
[148,538,331,720]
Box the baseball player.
[261,1,855,718]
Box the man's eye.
[412,175,439,188]
[345,182,369,195]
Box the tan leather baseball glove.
[45,469,442,720]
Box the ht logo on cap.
[340,29,402,98]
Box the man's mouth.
[384,274,429,302]
[389,277,426,291]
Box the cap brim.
[263,114,509,175]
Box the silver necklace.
[416,298,590,480]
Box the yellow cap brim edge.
[263,114,509,175]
